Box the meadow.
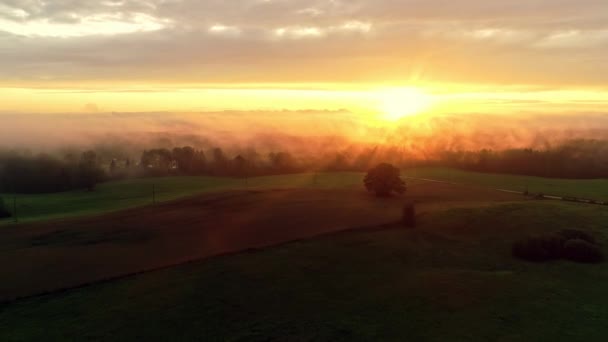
[1,200,607,341]
[1,168,608,340]
[2,167,608,224]
[0,180,519,302]
[406,167,608,200]
[0,173,364,224]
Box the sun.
[376,87,433,121]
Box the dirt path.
[0,183,520,302]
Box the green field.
[2,168,608,225]
[2,201,607,341]
[0,173,366,224]
[406,167,608,200]
[0,180,520,302]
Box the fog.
[2,111,607,160]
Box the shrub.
[562,239,604,263]
[0,197,11,219]
[513,230,604,264]
[558,229,596,245]
[402,203,416,228]
[512,234,566,262]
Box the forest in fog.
[2,138,608,194]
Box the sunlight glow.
[376,87,433,121]
[3,84,608,117]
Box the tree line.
[436,139,608,179]
[136,147,301,177]
[2,139,608,194]
[0,151,104,194]
[132,139,608,179]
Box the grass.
[0,176,237,224]
[405,167,608,200]
[0,173,366,224]
[2,180,507,302]
[1,201,608,341]
[3,167,608,225]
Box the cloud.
[208,24,242,36]
[0,13,170,37]
[0,0,607,85]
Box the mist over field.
[2,110,608,159]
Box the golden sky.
[1,0,608,118]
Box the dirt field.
[0,182,520,302]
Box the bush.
[513,230,604,264]
[558,229,596,245]
[402,203,416,228]
[512,234,566,262]
[562,239,604,263]
[0,197,11,219]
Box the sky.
[1,0,607,123]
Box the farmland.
[1,170,608,341]
[1,200,607,341]
[3,168,608,225]
[406,167,608,200]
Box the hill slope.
[3,169,607,225]
[1,201,607,341]
[0,181,518,302]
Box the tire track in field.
[404,176,607,206]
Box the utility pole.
[13,197,17,223]
[152,184,156,204]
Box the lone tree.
[364,163,406,197]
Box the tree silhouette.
[233,155,248,178]
[269,152,298,173]
[211,148,228,175]
[140,149,173,175]
[172,146,196,174]
[79,150,104,191]
[110,159,117,174]
[364,163,406,197]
